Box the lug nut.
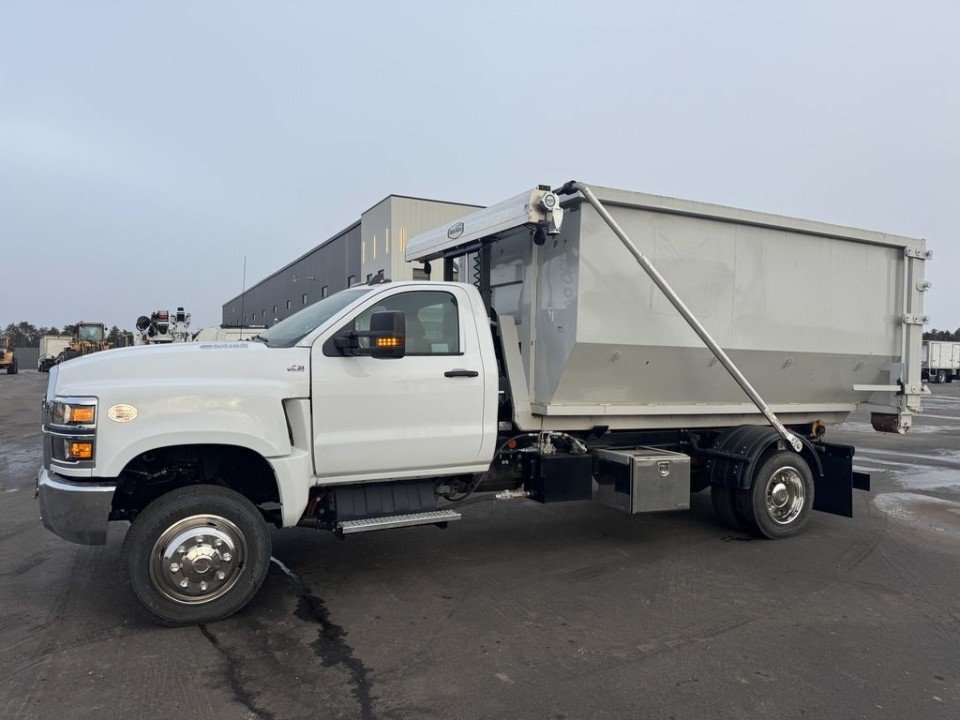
[200,581,208,591]
[177,545,186,554]
[170,562,180,572]
[179,579,188,588]
[216,571,226,580]
[215,539,222,547]
[196,536,205,544]
[222,553,232,562]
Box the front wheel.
[122,485,272,626]
[937,370,948,384]
[736,450,814,539]
[7,357,17,374]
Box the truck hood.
[47,341,312,482]
[52,342,311,398]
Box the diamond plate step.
[336,509,462,535]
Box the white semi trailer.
[36,182,929,625]
[922,340,960,383]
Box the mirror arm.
[333,332,359,355]
[334,329,393,356]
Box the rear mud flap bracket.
[812,442,864,518]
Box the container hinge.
[904,246,932,260]
[900,313,928,325]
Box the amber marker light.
[376,336,403,348]
[67,442,94,460]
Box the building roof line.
[360,193,483,217]
[222,219,361,307]
[223,194,484,308]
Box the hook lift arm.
[558,181,803,453]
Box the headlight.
[49,397,97,426]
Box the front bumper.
[36,467,116,545]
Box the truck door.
[311,286,486,478]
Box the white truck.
[36,182,929,626]
[191,324,267,342]
[922,340,960,383]
[37,335,73,372]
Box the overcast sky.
[1,1,957,332]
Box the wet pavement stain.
[272,557,376,720]
[199,624,277,720]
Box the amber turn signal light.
[376,336,403,348]
[67,442,93,460]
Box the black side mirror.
[331,311,406,359]
[367,311,405,359]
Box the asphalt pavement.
[1,371,958,719]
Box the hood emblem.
[107,404,138,422]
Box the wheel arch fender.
[705,425,823,491]
[112,442,285,523]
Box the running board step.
[336,509,461,535]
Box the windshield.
[259,288,372,347]
[78,325,104,343]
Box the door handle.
[444,369,479,378]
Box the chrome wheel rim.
[764,467,805,525]
[149,514,246,605]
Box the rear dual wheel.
[711,450,814,539]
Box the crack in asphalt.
[198,624,277,720]
[271,556,376,720]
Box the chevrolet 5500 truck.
[37,182,929,625]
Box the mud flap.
[812,442,868,518]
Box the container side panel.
[532,202,908,425]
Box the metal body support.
[565,181,804,453]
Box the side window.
[354,291,460,355]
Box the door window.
[354,291,460,355]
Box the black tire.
[735,450,814,539]
[937,370,947,384]
[711,483,743,530]
[7,358,17,375]
[121,484,272,626]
